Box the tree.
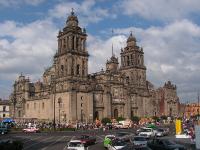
[152,116,159,122]
[101,118,111,125]
[116,117,125,122]
[161,115,167,120]
[131,116,140,124]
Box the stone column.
[79,38,81,51]
[74,57,77,76]
[124,96,131,119]
[103,93,112,118]
[69,90,77,122]
[87,93,93,123]
[67,36,69,50]
[74,36,76,50]
[69,36,72,50]
[83,40,86,52]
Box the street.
[0,128,195,150]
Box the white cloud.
[87,34,127,73]
[119,0,200,21]
[0,19,58,97]
[87,19,200,101]
[48,0,110,26]
[0,0,45,7]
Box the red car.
[23,127,40,133]
[76,135,96,146]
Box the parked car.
[115,132,133,142]
[108,139,127,150]
[131,136,148,146]
[120,144,152,150]
[163,128,170,136]
[67,140,86,150]
[148,139,186,150]
[114,123,124,129]
[76,135,96,146]
[0,123,8,135]
[104,135,116,148]
[138,128,156,138]
[22,126,40,133]
[155,128,165,137]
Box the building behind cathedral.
[9,11,180,123]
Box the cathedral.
[9,11,180,123]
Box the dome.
[66,10,79,27]
[127,32,136,43]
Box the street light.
[12,84,17,119]
[58,98,62,129]
[51,76,56,131]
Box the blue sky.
[1,0,200,102]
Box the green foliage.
[161,115,167,120]
[116,117,125,122]
[152,116,159,122]
[131,116,140,123]
[101,117,111,125]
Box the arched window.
[131,54,133,65]
[72,36,74,50]
[76,64,80,75]
[131,110,134,117]
[82,60,85,75]
[169,108,172,116]
[94,111,99,120]
[71,58,74,75]
[126,76,130,83]
[76,37,79,50]
[61,65,64,72]
[18,110,21,117]
[42,102,44,109]
[127,56,130,66]
[34,103,36,110]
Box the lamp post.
[81,109,83,123]
[197,93,200,125]
[58,98,62,129]
[51,77,56,131]
[12,84,17,119]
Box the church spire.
[71,8,74,15]
[111,29,114,57]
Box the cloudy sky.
[0,0,200,102]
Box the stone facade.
[9,11,180,123]
[185,102,200,118]
[0,99,10,119]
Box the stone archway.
[131,110,134,118]
[169,108,172,116]
[114,109,118,119]
[18,110,21,117]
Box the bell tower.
[54,10,89,80]
[120,32,146,87]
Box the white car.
[23,126,40,133]
[138,128,155,138]
[155,128,165,137]
[131,136,148,146]
[107,139,127,150]
[67,140,86,150]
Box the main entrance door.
[114,109,118,119]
